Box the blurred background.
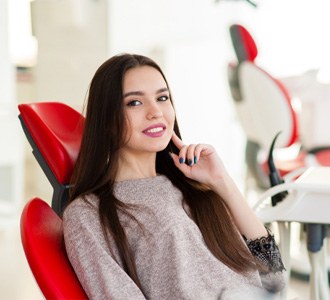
[1,0,330,298]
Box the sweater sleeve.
[244,229,287,293]
[63,199,146,300]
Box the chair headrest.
[230,24,258,62]
[18,102,85,184]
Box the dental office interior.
[1,0,330,299]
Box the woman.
[63,53,286,299]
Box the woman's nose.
[147,103,163,119]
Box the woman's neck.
[115,151,157,182]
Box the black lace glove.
[243,229,286,274]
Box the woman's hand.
[170,132,230,189]
[171,132,268,239]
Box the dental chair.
[19,102,87,298]
[228,24,330,189]
[18,102,84,216]
[228,23,269,189]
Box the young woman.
[63,53,286,299]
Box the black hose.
[267,132,288,206]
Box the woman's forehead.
[123,66,167,92]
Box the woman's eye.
[158,95,169,102]
[127,100,142,106]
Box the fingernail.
[179,157,184,164]
[188,159,193,166]
[194,156,197,164]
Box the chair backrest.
[18,102,85,215]
[20,197,87,299]
[236,61,299,150]
[229,24,258,63]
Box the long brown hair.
[69,53,256,290]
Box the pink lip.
[142,123,166,137]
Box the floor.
[0,209,321,300]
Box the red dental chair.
[18,102,87,298]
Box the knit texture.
[63,175,285,299]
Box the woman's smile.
[142,123,166,137]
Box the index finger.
[171,131,185,149]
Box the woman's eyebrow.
[123,91,144,98]
[123,87,168,98]
[156,87,169,94]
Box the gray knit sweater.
[63,175,285,300]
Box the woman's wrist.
[208,174,237,199]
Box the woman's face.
[120,66,175,157]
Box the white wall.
[31,0,109,107]
[0,0,15,105]
[0,0,24,219]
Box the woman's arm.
[209,175,267,239]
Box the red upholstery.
[18,102,84,184]
[20,198,87,299]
